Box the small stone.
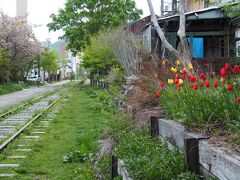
[0,164,19,167]
[7,156,26,159]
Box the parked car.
[26,76,38,81]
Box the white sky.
[0,0,160,43]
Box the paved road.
[0,81,70,111]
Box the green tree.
[48,0,142,55]
[0,48,11,83]
[40,47,58,82]
[81,31,119,75]
[221,1,240,18]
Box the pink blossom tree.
[0,11,42,82]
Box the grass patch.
[0,83,23,95]
[114,127,199,179]
[4,86,110,179]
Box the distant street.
[0,81,70,111]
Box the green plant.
[106,67,125,84]
[0,83,23,95]
[83,86,119,115]
[159,70,240,145]
[114,127,199,179]
[63,145,93,163]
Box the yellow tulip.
[171,67,177,73]
[179,79,184,85]
[176,60,181,66]
[168,79,174,85]
[188,63,193,70]
[162,60,166,65]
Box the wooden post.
[150,116,159,137]
[184,138,199,174]
[112,155,118,179]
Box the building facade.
[51,40,80,80]
[16,0,27,17]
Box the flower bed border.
[112,117,240,180]
[153,117,240,180]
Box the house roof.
[156,6,225,22]
[127,15,159,34]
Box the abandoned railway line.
[0,87,68,177]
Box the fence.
[90,79,108,88]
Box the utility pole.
[161,0,164,17]
[172,0,177,14]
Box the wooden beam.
[112,156,118,179]
[150,116,159,137]
[184,138,199,174]
[186,31,226,36]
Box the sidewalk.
[0,80,70,111]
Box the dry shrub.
[109,28,177,125]
[132,107,164,127]
[135,55,173,96]
[127,86,155,108]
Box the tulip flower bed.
[156,63,240,145]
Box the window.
[236,41,240,57]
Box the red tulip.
[181,74,185,79]
[233,65,240,73]
[155,91,161,98]
[213,81,218,88]
[205,80,210,88]
[175,79,179,84]
[220,68,227,77]
[190,76,198,82]
[160,82,165,87]
[236,97,240,103]
[224,63,231,71]
[182,68,187,74]
[175,74,179,79]
[226,84,233,91]
[188,74,192,81]
[200,82,205,87]
[193,84,198,90]
[190,77,195,82]
[200,73,206,80]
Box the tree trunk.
[147,0,192,69]
[177,0,192,68]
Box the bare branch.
[147,0,193,69]
[147,0,182,59]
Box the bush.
[0,83,23,95]
[106,67,125,84]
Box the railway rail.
[0,87,69,177]
[0,88,68,152]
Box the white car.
[26,76,38,81]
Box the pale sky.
[0,0,160,43]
